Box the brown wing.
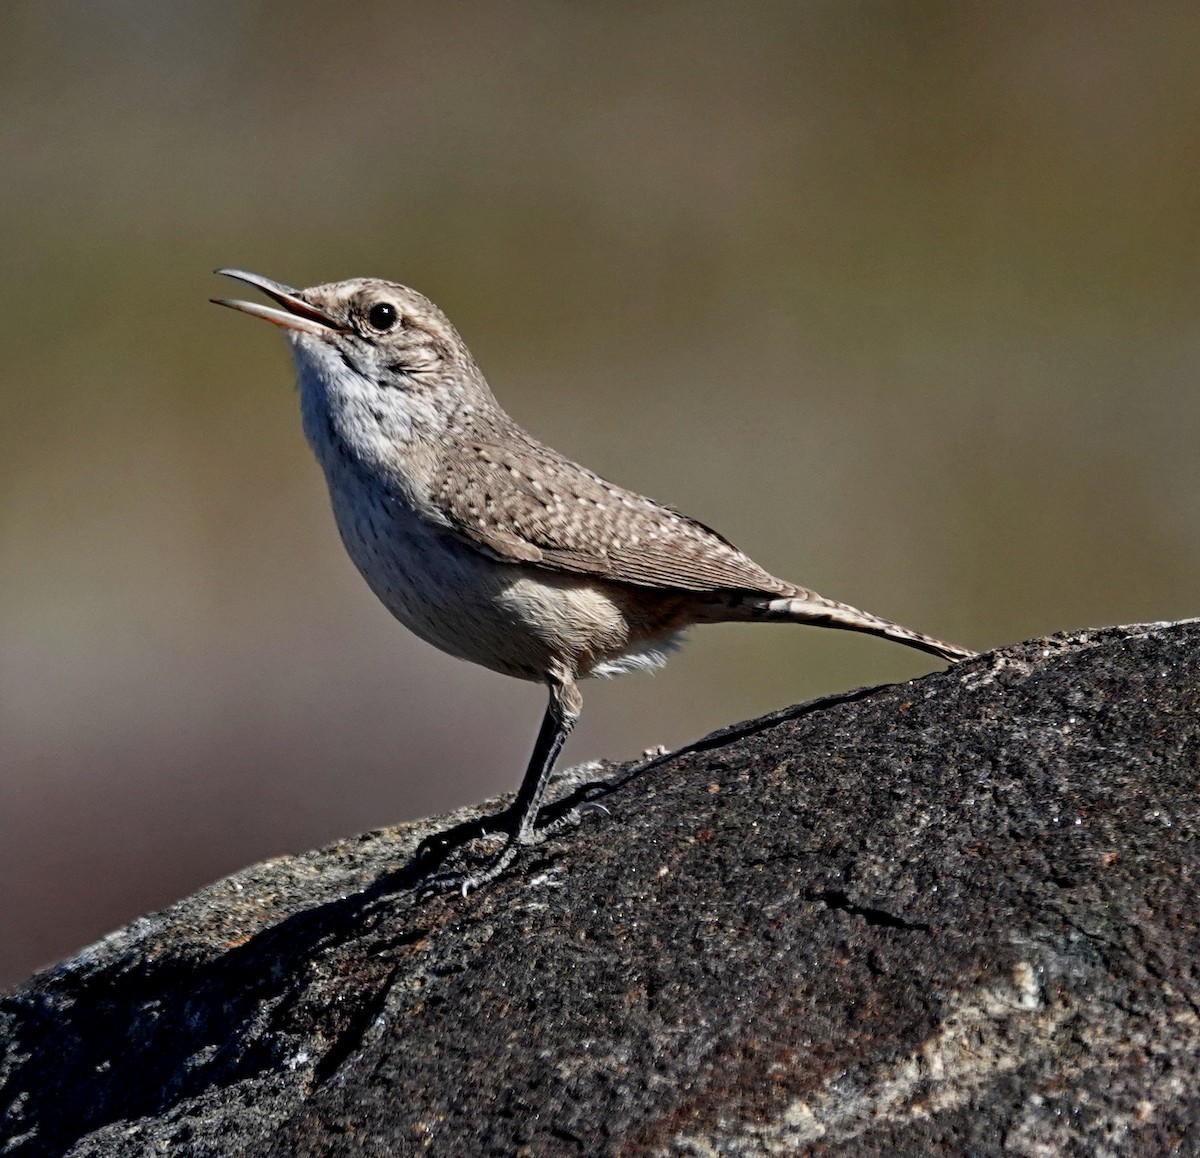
[431,438,790,595]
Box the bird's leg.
[506,675,582,846]
[421,675,581,894]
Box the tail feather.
[763,593,976,663]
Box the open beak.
[211,269,341,335]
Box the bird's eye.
[366,301,399,331]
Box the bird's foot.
[415,800,609,897]
[417,841,520,898]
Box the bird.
[212,269,975,890]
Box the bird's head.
[213,270,496,455]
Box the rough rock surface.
[2,622,1199,1157]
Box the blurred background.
[2,1,1199,987]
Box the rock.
[2,622,1199,1157]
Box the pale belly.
[325,477,663,682]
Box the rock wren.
[213,270,976,889]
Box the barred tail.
[761,592,976,663]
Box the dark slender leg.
[422,675,582,893]
[507,677,581,846]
